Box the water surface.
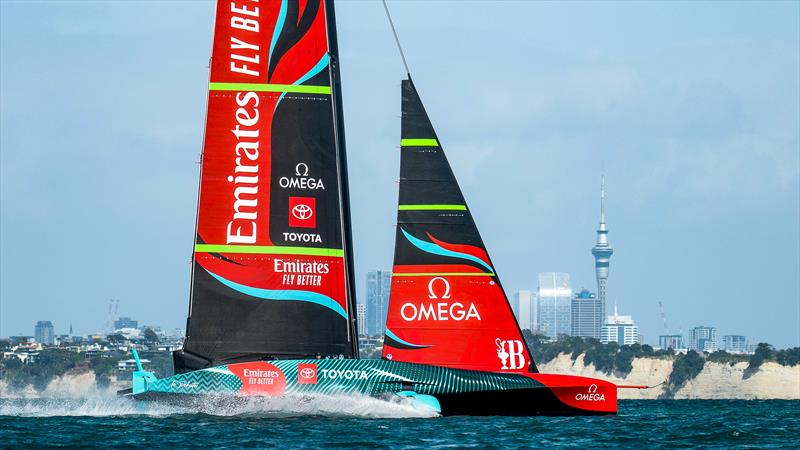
[2,394,798,448]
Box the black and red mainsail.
[175,0,358,372]
[382,79,536,375]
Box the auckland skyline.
[1,1,798,347]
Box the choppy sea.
[1,391,798,449]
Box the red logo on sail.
[289,197,316,228]
[297,363,318,384]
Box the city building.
[591,176,613,324]
[10,336,34,345]
[356,303,367,336]
[365,270,391,336]
[34,321,55,345]
[723,335,748,353]
[659,334,685,350]
[513,290,535,331]
[537,272,572,339]
[689,326,717,352]
[169,328,185,340]
[114,317,138,330]
[571,289,602,339]
[601,304,639,345]
[117,358,151,371]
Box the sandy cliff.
[2,358,798,399]
[0,372,129,398]
[538,353,800,399]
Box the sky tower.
[592,175,613,319]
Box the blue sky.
[1,1,798,347]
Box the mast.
[324,0,359,357]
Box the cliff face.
[2,357,797,400]
[537,353,800,399]
[0,371,128,398]
[675,361,800,399]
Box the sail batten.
[383,79,537,374]
[176,0,356,373]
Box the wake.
[0,388,438,419]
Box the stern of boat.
[528,373,617,414]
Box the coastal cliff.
[0,371,129,398]
[1,357,797,400]
[538,353,800,399]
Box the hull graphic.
[128,359,616,416]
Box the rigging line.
[382,0,411,76]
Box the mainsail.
[382,79,537,374]
[175,0,358,373]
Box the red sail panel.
[177,0,356,372]
[381,79,535,374]
[200,0,329,246]
[385,270,532,373]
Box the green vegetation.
[137,351,174,378]
[89,355,119,387]
[706,350,749,365]
[143,328,160,345]
[664,350,705,395]
[0,348,173,391]
[359,346,383,359]
[1,348,85,390]
[3,338,798,394]
[523,332,671,377]
[744,343,800,378]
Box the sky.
[1,1,798,348]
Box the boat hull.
[126,359,616,416]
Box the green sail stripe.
[398,204,467,211]
[208,82,331,94]
[401,138,439,147]
[195,244,343,257]
[392,272,495,277]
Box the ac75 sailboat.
[125,0,619,416]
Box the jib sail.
[382,79,537,374]
[175,0,358,373]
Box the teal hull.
[127,359,617,416]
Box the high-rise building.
[513,290,535,331]
[659,334,685,350]
[114,317,138,330]
[591,176,613,323]
[571,289,602,339]
[722,335,747,353]
[601,305,639,345]
[34,321,55,345]
[365,270,391,336]
[356,303,367,336]
[537,273,572,339]
[689,326,717,352]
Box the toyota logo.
[300,368,315,378]
[292,204,313,220]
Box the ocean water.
[1,392,798,449]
